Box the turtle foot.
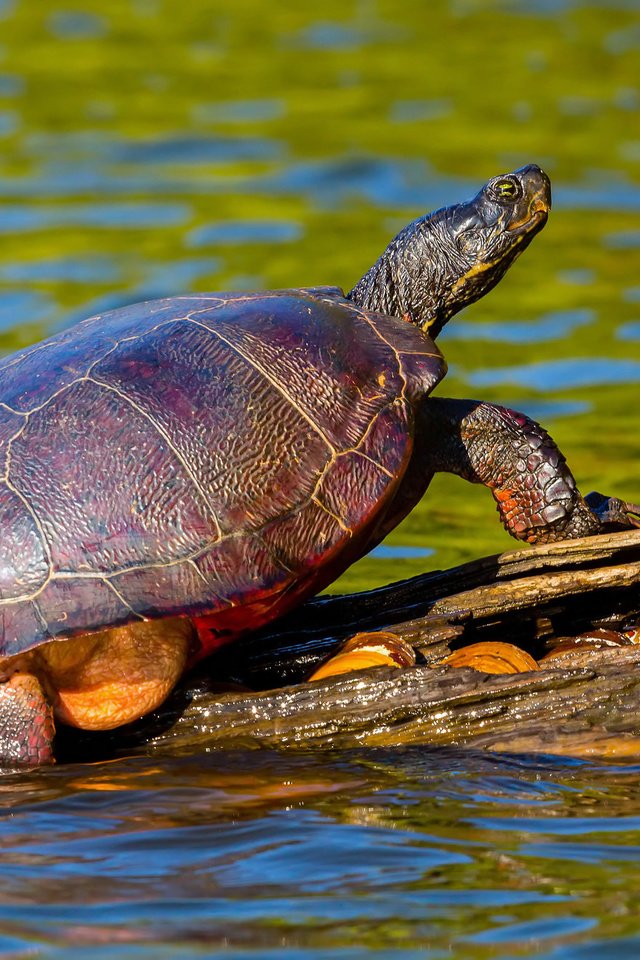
[585,492,640,531]
[0,672,55,765]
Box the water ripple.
[0,202,192,232]
[467,357,640,391]
[618,322,640,341]
[187,220,301,247]
[443,309,594,344]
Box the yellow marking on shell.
[187,317,339,457]
[359,310,444,359]
[102,577,146,621]
[311,495,352,536]
[356,312,409,400]
[0,402,27,418]
[187,558,210,585]
[351,449,394,479]
[377,372,386,387]
[31,600,50,635]
[253,532,295,576]
[339,399,403,480]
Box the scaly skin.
[349,164,551,338]
[6,163,635,763]
[0,674,54,765]
[418,399,638,543]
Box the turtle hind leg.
[0,672,55,765]
[418,397,635,544]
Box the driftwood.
[136,649,640,760]
[210,528,640,687]
[57,529,640,762]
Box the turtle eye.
[490,177,523,202]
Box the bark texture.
[57,529,640,762]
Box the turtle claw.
[585,492,640,531]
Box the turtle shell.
[0,287,445,660]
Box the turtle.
[1,163,637,764]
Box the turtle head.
[348,164,551,338]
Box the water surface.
[0,0,639,955]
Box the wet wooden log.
[57,530,640,762]
[140,647,640,760]
[210,528,640,687]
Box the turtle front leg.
[419,398,640,544]
[0,672,55,765]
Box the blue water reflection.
[0,256,122,284]
[187,220,302,247]
[442,309,594,344]
[0,749,639,956]
[371,545,434,559]
[194,99,285,123]
[506,399,592,420]
[0,111,17,136]
[468,358,640,391]
[0,74,22,95]
[0,289,56,330]
[604,229,640,248]
[293,22,371,50]
[48,11,108,38]
[0,202,191,231]
[0,0,639,956]
[618,322,640,340]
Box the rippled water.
[5,749,640,957]
[0,0,639,955]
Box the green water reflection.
[0,3,639,954]
[0,0,638,590]
[1,748,640,957]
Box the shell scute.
[260,497,345,572]
[9,379,216,574]
[89,318,330,534]
[0,601,48,658]
[194,534,289,608]
[0,484,49,601]
[0,289,439,655]
[361,310,445,402]
[28,578,132,647]
[190,295,409,451]
[356,399,411,474]
[315,450,400,531]
[110,559,228,621]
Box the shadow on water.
[0,0,639,955]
